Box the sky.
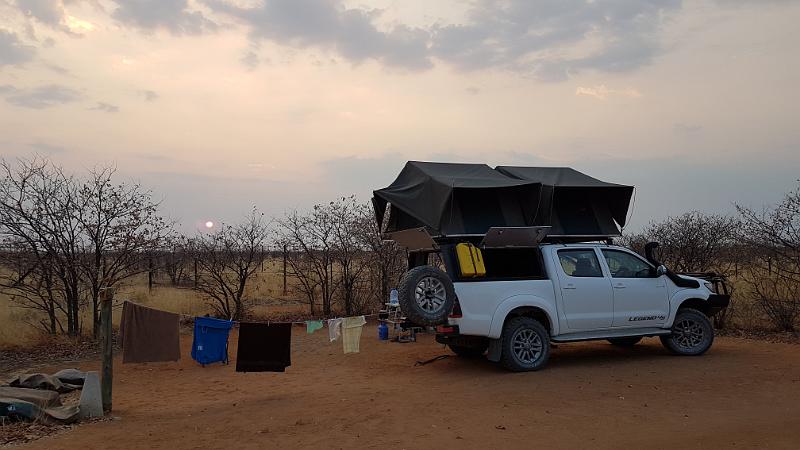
[1,0,799,233]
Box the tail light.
[449,298,463,318]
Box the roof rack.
[384,226,553,251]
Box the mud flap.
[487,338,502,362]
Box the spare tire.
[398,265,456,325]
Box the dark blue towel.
[191,317,234,366]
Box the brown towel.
[120,301,181,363]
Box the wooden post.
[100,287,114,413]
[282,244,288,295]
[148,256,154,293]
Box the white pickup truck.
[397,241,730,371]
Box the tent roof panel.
[495,166,631,189]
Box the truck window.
[481,248,544,279]
[558,249,603,277]
[445,246,545,281]
[601,249,656,278]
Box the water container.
[378,322,389,340]
[389,288,399,306]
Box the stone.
[78,371,103,419]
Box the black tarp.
[373,161,541,236]
[495,166,634,236]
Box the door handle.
[563,284,576,290]
[613,283,626,289]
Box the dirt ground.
[9,325,800,450]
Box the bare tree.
[194,208,270,320]
[0,158,85,335]
[330,196,373,315]
[621,211,739,274]
[743,266,799,331]
[0,241,68,334]
[280,242,320,315]
[738,183,800,331]
[163,235,192,287]
[276,203,338,316]
[277,198,406,316]
[1,158,174,337]
[358,201,405,310]
[75,166,173,336]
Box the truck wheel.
[500,317,550,372]
[397,265,455,326]
[448,343,488,358]
[660,309,714,356]
[607,337,643,347]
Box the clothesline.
[166,306,381,326]
[120,300,375,370]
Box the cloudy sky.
[1,0,798,232]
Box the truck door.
[554,249,614,330]
[600,249,669,327]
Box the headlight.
[704,281,715,293]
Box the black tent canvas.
[373,161,541,236]
[373,162,633,239]
[495,166,634,236]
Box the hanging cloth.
[191,317,234,366]
[305,320,324,334]
[119,301,180,364]
[235,322,292,372]
[342,316,367,354]
[328,318,343,342]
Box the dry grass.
[716,275,781,332]
[2,261,792,349]
[0,296,43,347]
[0,285,206,348]
[0,259,309,349]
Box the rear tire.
[397,265,456,326]
[500,317,550,372]
[607,336,643,347]
[660,309,714,356]
[448,344,487,358]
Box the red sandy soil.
[13,325,800,449]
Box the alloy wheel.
[673,318,705,350]
[414,276,446,313]
[511,327,543,365]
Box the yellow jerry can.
[456,242,486,277]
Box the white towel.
[328,318,343,342]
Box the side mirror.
[656,265,668,276]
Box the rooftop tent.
[373,161,541,236]
[495,166,634,237]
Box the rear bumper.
[435,326,489,348]
[435,325,459,345]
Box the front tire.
[500,317,550,372]
[660,308,714,356]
